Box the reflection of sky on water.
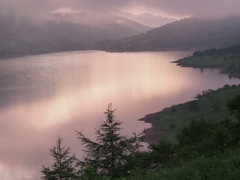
[0,51,240,179]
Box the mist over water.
[0,50,240,179]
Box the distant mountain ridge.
[112,11,176,27]
[45,12,151,38]
[94,15,240,52]
[0,13,151,57]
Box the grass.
[157,84,240,143]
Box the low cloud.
[0,0,239,18]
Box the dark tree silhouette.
[76,104,143,179]
[41,136,79,180]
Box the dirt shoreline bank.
[139,107,172,145]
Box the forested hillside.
[94,15,240,52]
[155,84,240,143]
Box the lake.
[0,50,240,179]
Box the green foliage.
[169,123,176,129]
[124,151,153,174]
[157,84,240,143]
[76,104,143,179]
[41,136,79,180]
[125,148,240,180]
[125,139,176,172]
[150,139,176,165]
[188,100,200,111]
[122,113,240,179]
[227,95,240,120]
[212,125,232,150]
[175,119,234,160]
[176,119,214,147]
[211,102,221,113]
[175,45,240,74]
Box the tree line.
[192,45,240,58]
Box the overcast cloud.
[0,0,240,18]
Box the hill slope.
[112,11,176,28]
[140,84,240,144]
[0,13,151,57]
[94,16,240,52]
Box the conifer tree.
[41,136,79,180]
[76,104,143,179]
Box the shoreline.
[140,63,240,146]
[139,107,172,145]
[172,61,240,77]
[0,49,94,61]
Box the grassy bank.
[156,84,240,143]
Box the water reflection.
[0,51,240,179]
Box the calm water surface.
[0,51,240,179]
